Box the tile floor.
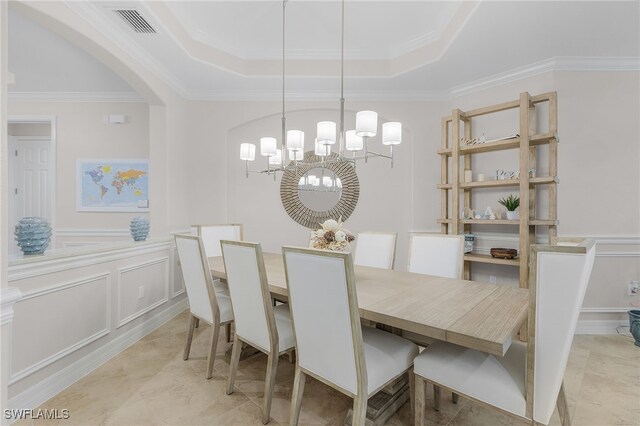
[20,310,640,425]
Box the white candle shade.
[316,121,336,145]
[240,143,256,161]
[356,110,378,137]
[345,130,363,151]
[382,122,402,145]
[260,137,277,156]
[269,149,282,165]
[315,139,331,156]
[287,130,304,151]
[288,149,304,161]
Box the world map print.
[77,160,149,211]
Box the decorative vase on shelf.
[130,217,150,241]
[14,217,52,255]
[506,210,519,220]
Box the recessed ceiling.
[7,1,640,99]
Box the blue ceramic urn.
[629,310,640,347]
[14,217,52,255]
[130,217,150,241]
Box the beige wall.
[186,70,640,326]
[8,102,150,244]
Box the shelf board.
[437,219,558,226]
[437,184,452,190]
[437,132,557,156]
[464,253,520,266]
[459,176,558,189]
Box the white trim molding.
[8,299,187,411]
[116,257,169,328]
[1,287,23,326]
[8,92,145,103]
[9,273,111,384]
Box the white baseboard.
[8,299,188,412]
[575,319,629,335]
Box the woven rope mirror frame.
[280,151,359,229]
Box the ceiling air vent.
[114,9,156,34]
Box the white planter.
[506,210,519,220]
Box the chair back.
[408,234,464,278]
[174,234,218,324]
[191,224,243,258]
[528,238,596,424]
[354,232,397,270]
[221,240,276,353]
[283,247,366,396]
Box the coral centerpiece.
[311,218,355,252]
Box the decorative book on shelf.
[437,91,558,289]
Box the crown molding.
[8,91,145,103]
[9,57,638,103]
[449,56,640,98]
[185,89,451,102]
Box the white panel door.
[13,137,53,223]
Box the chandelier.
[239,0,402,178]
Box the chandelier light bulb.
[317,121,336,145]
[260,137,277,156]
[345,130,363,151]
[240,143,256,161]
[382,122,402,145]
[288,149,303,161]
[356,111,378,137]
[269,149,282,165]
[315,138,331,156]
[287,130,304,151]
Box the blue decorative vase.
[629,310,640,347]
[14,217,52,255]
[130,217,150,241]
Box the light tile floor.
[20,310,640,425]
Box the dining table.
[208,252,529,358]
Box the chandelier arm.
[281,0,287,167]
[339,0,345,157]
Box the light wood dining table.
[208,253,528,357]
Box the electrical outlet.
[629,280,639,296]
[489,275,497,285]
[138,286,144,299]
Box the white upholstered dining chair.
[413,238,596,426]
[191,224,243,258]
[222,240,295,425]
[174,234,234,379]
[190,224,243,338]
[408,233,464,278]
[282,247,419,426]
[353,231,397,270]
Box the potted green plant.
[498,194,520,220]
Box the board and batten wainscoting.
[6,238,186,412]
[408,231,640,334]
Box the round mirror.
[297,167,342,211]
[280,151,359,229]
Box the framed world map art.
[76,159,149,212]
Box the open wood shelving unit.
[438,91,558,289]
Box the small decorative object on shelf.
[477,173,486,182]
[498,194,520,220]
[490,248,518,259]
[496,169,520,180]
[464,170,473,182]
[628,310,640,347]
[463,234,475,253]
[484,206,496,220]
[462,207,475,220]
[529,168,537,178]
[130,217,150,241]
[310,217,354,252]
[15,217,52,255]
